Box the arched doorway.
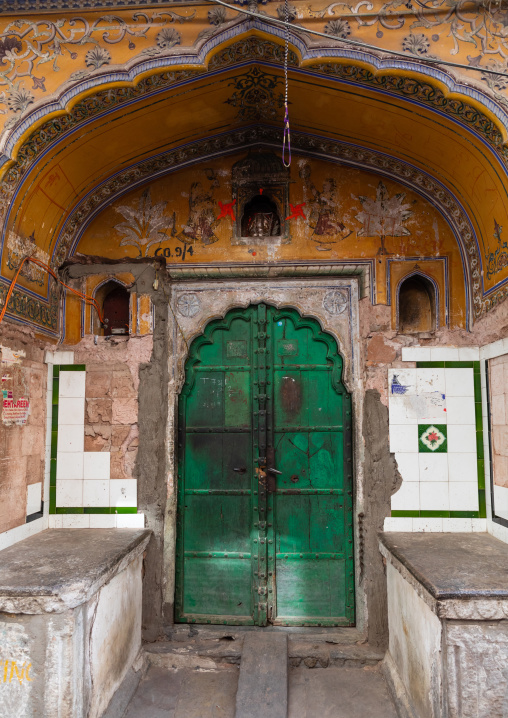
[175,303,354,627]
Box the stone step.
[145,637,242,669]
[165,624,362,644]
[147,631,382,671]
[234,632,288,718]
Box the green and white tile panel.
[387,352,486,531]
[49,364,143,528]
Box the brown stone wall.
[0,324,47,534]
[489,354,508,488]
[73,335,153,488]
[84,365,139,482]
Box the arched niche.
[241,193,281,237]
[397,273,438,334]
[92,279,130,336]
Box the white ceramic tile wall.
[384,517,487,532]
[54,368,140,520]
[48,513,145,529]
[26,482,42,515]
[389,367,479,515]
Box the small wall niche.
[231,150,290,245]
[398,274,437,334]
[92,280,130,336]
[241,194,281,237]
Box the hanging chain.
[282,0,291,167]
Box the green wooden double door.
[175,303,354,626]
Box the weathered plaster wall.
[77,154,465,327]
[387,562,442,718]
[0,323,47,535]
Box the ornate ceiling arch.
[0,27,507,335]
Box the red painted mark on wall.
[217,199,236,222]
[286,202,306,220]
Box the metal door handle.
[267,467,282,474]
[233,467,246,473]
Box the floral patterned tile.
[418,424,447,453]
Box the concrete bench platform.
[379,532,508,718]
[0,528,151,718]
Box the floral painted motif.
[225,67,286,121]
[485,219,508,280]
[114,188,174,257]
[419,424,447,453]
[324,19,352,38]
[355,181,413,238]
[0,11,193,124]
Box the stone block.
[21,426,44,457]
[111,426,132,447]
[112,399,138,425]
[446,623,508,718]
[84,425,112,452]
[110,451,128,480]
[491,393,506,426]
[3,427,23,458]
[124,448,138,479]
[490,362,505,396]
[493,455,508,487]
[111,371,136,399]
[86,398,113,424]
[367,335,397,364]
[493,426,508,458]
[26,454,43,485]
[86,371,111,399]
[0,458,27,532]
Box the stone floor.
[119,662,399,718]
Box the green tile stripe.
[57,507,138,514]
[50,365,59,514]
[392,511,481,518]
[398,361,486,519]
[50,364,138,516]
[473,361,486,518]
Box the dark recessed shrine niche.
[92,280,130,336]
[241,194,281,237]
[398,274,437,334]
[231,150,290,246]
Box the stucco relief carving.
[323,290,348,315]
[170,279,359,394]
[176,293,201,318]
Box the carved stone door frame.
[162,275,366,633]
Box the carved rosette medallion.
[323,290,347,315]
[176,293,201,318]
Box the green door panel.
[175,304,354,627]
[275,559,348,619]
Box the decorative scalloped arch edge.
[181,301,348,398]
[1,18,508,167]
